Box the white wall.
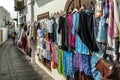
[26,1,32,22]
[0,6,10,45]
[34,0,66,21]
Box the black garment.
[48,33,54,41]
[115,37,119,62]
[58,16,70,50]
[77,12,99,52]
[52,18,57,43]
[64,15,70,49]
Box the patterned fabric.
[51,44,58,64]
[46,51,52,61]
[96,17,108,43]
[93,16,106,53]
[64,51,75,78]
[73,52,83,72]
[72,12,90,55]
[90,52,103,80]
[76,35,90,55]
[93,16,100,38]
[82,54,92,76]
[72,12,79,35]
[46,41,51,52]
[108,0,119,46]
[41,29,46,38]
[68,13,76,47]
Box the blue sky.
[0,0,17,18]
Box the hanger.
[57,11,60,17]
[72,6,78,13]
[60,10,63,16]
[63,10,66,16]
[79,4,86,12]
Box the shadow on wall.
[35,0,53,7]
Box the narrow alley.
[0,39,54,80]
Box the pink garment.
[108,0,119,46]
[108,0,114,39]
[68,13,76,47]
[108,0,119,39]
[113,0,119,38]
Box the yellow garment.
[31,26,35,37]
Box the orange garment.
[51,43,58,69]
[46,32,50,41]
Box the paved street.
[0,39,54,80]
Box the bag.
[96,58,114,79]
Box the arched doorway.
[64,0,96,13]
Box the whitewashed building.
[0,6,11,45]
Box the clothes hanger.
[60,10,63,16]
[68,8,73,14]
[79,4,86,12]
[63,10,66,16]
[72,6,78,13]
[57,11,60,17]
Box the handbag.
[96,58,114,79]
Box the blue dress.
[72,12,89,55]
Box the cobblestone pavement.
[0,39,54,80]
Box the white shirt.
[47,19,54,33]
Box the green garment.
[58,48,66,77]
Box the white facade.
[33,0,67,80]
[0,27,8,44]
[34,0,66,21]
[21,0,66,22]
[0,6,11,44]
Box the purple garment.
[82,54,92,76]
[73,52,83,72]
[54,46,58,64]
[68,13,76,47]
